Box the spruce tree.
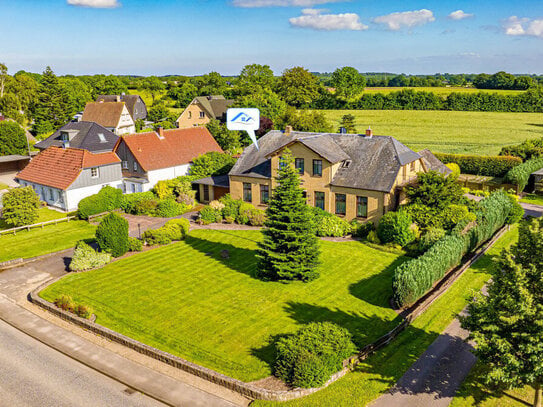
[461,218,543,407]
[32,67,71,135]
[257,149,320,282]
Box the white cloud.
[373,9,435,31]
[448,10,474,20]
[67,0,120,8]
[289,8,368,31]
[503,16,543,38]
[232,0,341,7]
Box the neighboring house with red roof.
[114,127,223,193]
[81,101,135,135]
[15,147,122,211]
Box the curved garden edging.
[28,225,508,401]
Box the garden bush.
[445,162,461,177]
[401,204,440,230]
[2,186,40,227]
[274,322,356,388]
[417,227,446,254]
[95,213,129,257]
[69,241,111,271]
[54,294,75,312]
[437,204,476,230]
[189,151,236,178]
[351,221,375,239]
[392,190,515,307]
[504,157,543,190]
[435,153,522,177]
[220,194,242,219]
[310,207,352,237]
[120,191,156,214]
[77,186,123,220]
[237,202,255,225]
[500,137,543,161]
[74,304,93,319]
[128,237,143,252]
[247,208,266,226]
[142,218,189,246]
[164,218,190,240]
[155,198,182,217]
[377,211,416,246]
[199,205,222,224]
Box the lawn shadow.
[348,257,406,308]
[528,123,543,128]
[184,233,259,279]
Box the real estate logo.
[227,108,260,150]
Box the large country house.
[16,147,122,211]
[34,121,118,153]
[96,94,147,121]
[195,127,450,223]
[114,127,223,193]
[81,101,135,135]
[176,95,233,128]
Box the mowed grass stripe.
[41,229,403,381]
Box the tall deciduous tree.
[461,218,543,407]
[32,67,71,135]
[276,67,321,107]
[205,119,241,151]
[143,76,165,104]
[234,88,287,123]
[0,62,7,98]
[257,149,320,282]
[2,187,40,227]
[331,66,366,99]
[237,64,275,95]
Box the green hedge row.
[392,191,515,307]
[504,157,543,190]
[434,153,522,178]
[77,186,123,220]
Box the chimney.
[115,95,121,102]
[284,125,293,136]
[157,127,164,139]
[365,126,373,138]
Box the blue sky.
[0,0,542,75]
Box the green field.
[0,220,96,262]
[254,226,519,406]
[40,229,405,382]
[363,87,526,96]
[322,110,543,155]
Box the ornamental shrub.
[165,218,190,239]
[142,218,189,246]
[377,211,416,246]
[310,207,352,237]
[95,213,129,257]
[128,237,143,252]
[504,157,543,190]
[505,194,524,224]
[401,204,440,230]
[274,322,356,388]
[445,162,461,177]
[2,186,40,227]
[351,220,375,239]
[155,198,181,217]
[74,304,93,319]
[69,240,111,271]
[417,227,446,253]
[247,208,266,226]
[189,151,236,178]
[393,190,515,307]
[438,204,476,231]
[120,191,155,214]
[54,295,75,312]
[499,136,543,161]
[199,205,222,224]
[435,153,522,177]
[220,194,242,219]
[77,186,123,220]
[237,202,256,225]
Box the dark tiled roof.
[230,130,423,193]
[191,175,230,188]
[34,121,118,153]
[418,149,453,175]
[118,127,223,172]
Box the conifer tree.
[32,67,71,135]
[257,149,320,282]
[461,218,543,407]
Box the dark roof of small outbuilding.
[418,149,453,175]
[229,130,423,193]
[34,121,118,153]
[191,174,230,188]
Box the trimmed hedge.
[142,218,189,246]
[95,212,129,257]
[274,322,356,388]
[504,157,543,190]
[435,153,522,177]
[77,186,123,220]
[392,190,515,307]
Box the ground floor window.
[315,191,325,210]
[357,196,368,218]
[203,185,210,201]
[243,183,252,202]
[260,184,269,204]
[335,193,346,216]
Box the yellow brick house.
[194,127,450,224]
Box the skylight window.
[97,133,107,143]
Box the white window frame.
[122,161,128,169]
[133,162,138,171]
[91,167,99,178]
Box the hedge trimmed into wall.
[435,153,522,178]
[392,190,515,307]
[77,186,123,220]
[504,157,543,191]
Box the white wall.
[144,164,191,191]
[65,180,123,211]
[116,105,136,135]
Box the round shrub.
[95,213,129,257]
[377,211,416,246]
[2,186,40,227]
[274,322,356,388]
[351,220,375,239]
[165,218,190,239]
[134,198,158,216]
[247,208,265,226]
[438,204,476,230]
[77,186,123,220]
[220,194,242,219]
[74,304,93,319]
[155,198,181,217]
[445,162,461,177]
[120,191,155,214]
[70,240,112,271]
[311,207,352,237]
[54,295,75,312]
[128,237,143,252]
[142,228,172,246]
[237,202,255,225]
[199,205,222,224]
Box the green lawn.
[0,220,96,262]
[520,193,543,206]
[363,87,526,96]
[253,226,519,406]
[0,207,71,230]
[322,110,543,155]
[40,229,405,382]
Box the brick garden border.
[28,225,509,401]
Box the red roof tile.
[118,127,223,172]
[16,147,120,190]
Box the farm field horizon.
[322,110,543,155]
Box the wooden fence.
[0,216,76,236]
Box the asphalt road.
[0,318,166,407]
